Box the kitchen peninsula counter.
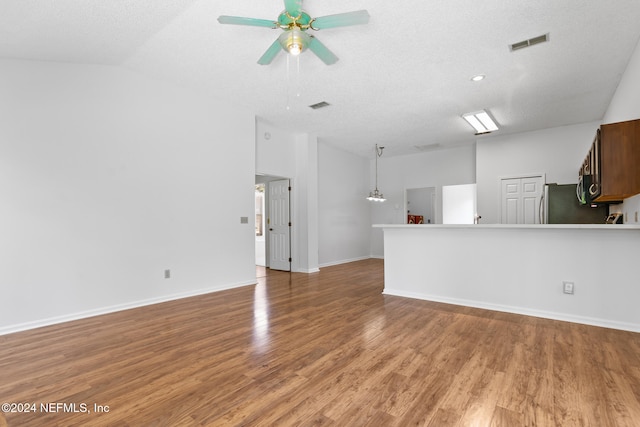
[374,223,640,332]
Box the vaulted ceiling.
[2,0,640,157]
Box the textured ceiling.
[2,0,640,158]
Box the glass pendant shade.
[279,28,310,55]
[367,189,386,202]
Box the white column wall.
[255,119,320,273]
[293,133,319,273]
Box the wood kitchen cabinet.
[589,118,640,203]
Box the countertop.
[373,223,640,230]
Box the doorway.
[255,183,266,266]
[406,187,436,224]
[255,175,292,271]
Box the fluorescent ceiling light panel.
[475,111,498,131]
[462,110,499,134]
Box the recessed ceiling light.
[471,74,485,82]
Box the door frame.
[255,174,293,271]
[405,186,437,224]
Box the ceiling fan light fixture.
[219,5,370,66]
[278,27,310,55]
[462,110,499,134]
[289,43,302,55]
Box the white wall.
[255,119,297,178]
[318,143,371,267]
[370,145,476,257]
[618,194,640,225]
[476,121,600,224]
[603,36,640,124]
[0,60,256,334]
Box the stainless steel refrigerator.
[541,184,608,224]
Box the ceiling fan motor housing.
[277,10,313,30]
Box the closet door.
[501,176,543,224]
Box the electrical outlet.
[563,281,574,294]
[164,269,171,279]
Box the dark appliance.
[577,129,601,204]
[541,184,608,224]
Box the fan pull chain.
[286,55,291,110]
[295,55,301,98]
[285,55,302,111]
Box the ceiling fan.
[217,0,370,65]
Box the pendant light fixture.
[366,144,386,202]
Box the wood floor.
[1,259,640,426]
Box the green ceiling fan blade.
[217,15,276,28]
[283,0,303,17]
[311,10,370,30]
[308,36,339,65]
[258,38,283,65]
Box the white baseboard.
[293,267,321,273]
[383,288,640,333]
[0,279,256,336]
[318,256,371,268]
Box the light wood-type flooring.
[1,259,640,426]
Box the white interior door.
[442,184,477,224]
[501,176,543,224]
[268,179,291,271]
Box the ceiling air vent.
[510,33,549,51]
[309,101,331,110]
